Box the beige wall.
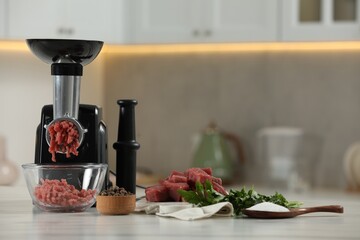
[1,48,359,189]
[103,50,360,189]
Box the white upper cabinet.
[203,0,278,42]
[0,0,7,38]
[8,0,119,43]
[127,0,279,44]
[63,0,121,43]
[8,0,61,39]
[4,0,360,44]
[127,0,200,43]
[282,0,360,41]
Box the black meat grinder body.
[35,104,107,165]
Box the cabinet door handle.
[204,29,212,37]
[57,27,65,34]
[67,28,74,35]
[192,29,200,37]
[58,28,74,35]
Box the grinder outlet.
[44,117,88,152]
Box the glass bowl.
[22,163,108,212]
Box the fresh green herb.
[178,180,302,216]
[178,180,223,206]
[223,188,302,216]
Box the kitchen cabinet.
[127,0,279,44]
[3,0,360,44]
[8,0,120,43]
[282,0,360,41]
[204,0,278,43]
[0,0,6,38]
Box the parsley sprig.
[178,180,302,216]
[178,180,223,206]
[223,188,302,216]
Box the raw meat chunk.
[212,181,227,195]
[145,185,170,202]
[168,175,188,183]
[162,181,190,202]
[201,168,213,175]
[145,167,228,202]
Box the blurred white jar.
[257,127,308,191]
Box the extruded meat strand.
[48,120,80,162]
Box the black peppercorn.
[99,186,133,196]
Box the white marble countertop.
[0,186,359,239]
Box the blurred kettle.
[192,122,245,183]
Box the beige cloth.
[135,200,193,214]
[135,199,234,221]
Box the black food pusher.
[113,99,140,194]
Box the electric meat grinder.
[27,39,107,169]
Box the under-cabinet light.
[103,42,360,54]
[0,40,29,51]
[2,40,360,54]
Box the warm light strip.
[103,42,360,54]
[0,40,29,51]
[2,40,360,54]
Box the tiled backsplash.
[1,49,359,189]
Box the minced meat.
[34,179,95,207]
[48,120,80,162]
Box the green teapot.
[192,122,245,183]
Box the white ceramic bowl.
[22,163,107,212]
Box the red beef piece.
[186,167,222,184]
[145,167,228,202]
[212,181,228,195]
[168,174,188,183]
[211,176,223,185]
[185,168,213,185]
[185,168,226,194]
[165,171,186,183]
[145,185,170,202]
[201,168,213,175]
[163,181,189,201]
[169,170,186,177]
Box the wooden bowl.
[96,195,136,215]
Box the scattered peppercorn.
[99,186,133,196]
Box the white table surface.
[0,186,359,240]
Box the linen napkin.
[135,199,234,221]
[135,199,193,214]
